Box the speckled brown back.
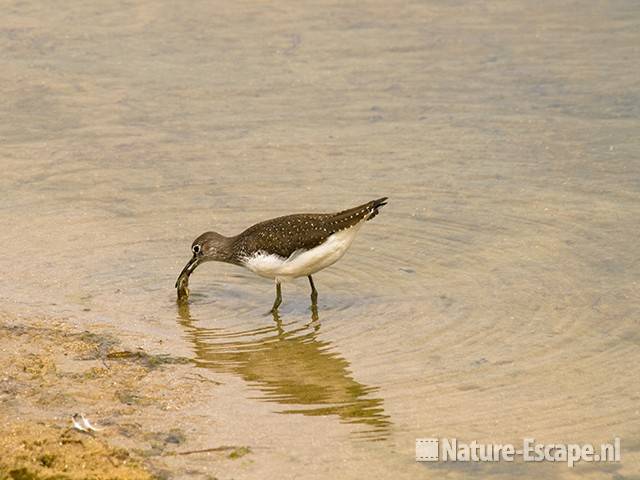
[230,197,387,260]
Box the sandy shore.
[0,312,250,480]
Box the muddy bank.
[0,313,250,480]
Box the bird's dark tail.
[328,197,389,231]
[331,197,387,226]
[365,196,388,221]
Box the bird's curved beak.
[175,255,200,288]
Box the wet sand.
[0,313,252,479]
[1,0,639,478]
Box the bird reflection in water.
[177,302,391,440]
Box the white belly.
[243,224,363,281]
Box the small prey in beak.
[175,254,199,301]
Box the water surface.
[1,0,639,478]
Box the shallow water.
[1,0,639,478]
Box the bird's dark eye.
[192,244,201,255]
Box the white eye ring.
[192,244,201,255]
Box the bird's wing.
[231,197,388,260]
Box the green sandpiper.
[176,197,388,312]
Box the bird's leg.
[310,302,319,327]
[270,308,284,336]
[270,280,282,313]
[308,275,318,305]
